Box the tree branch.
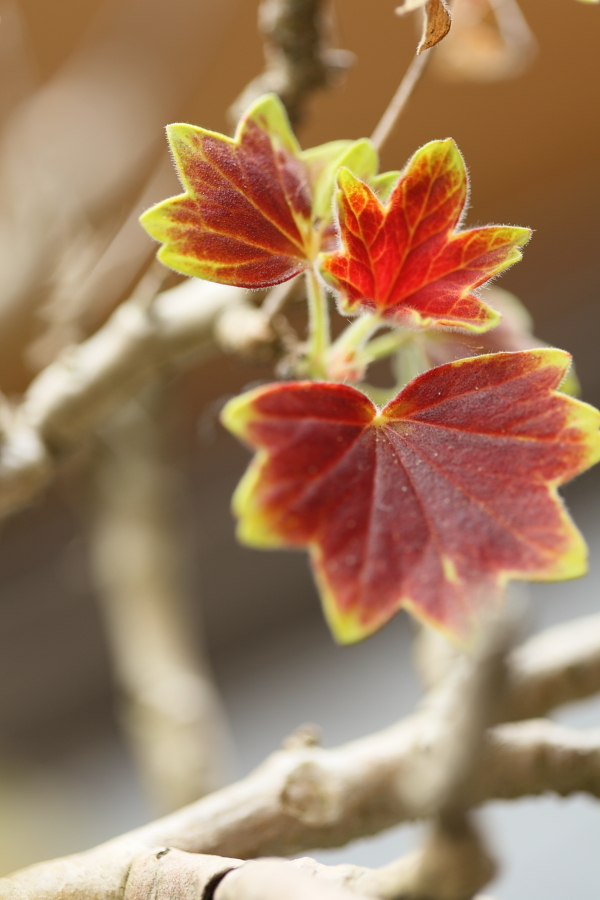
[4,613,600,899]
[88,382,232,810]
[502,612,600,721]
[229,0,353,127]
[0,278,254,519]
[1,845,498,900]
[415,612,600,723]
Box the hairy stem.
[305,267,331,378]
[393,337,430,388]
[330,313,382,357]
[359,328,412,366]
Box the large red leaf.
[140,94,383,288]
[221,349,600,643]
[320,139,531,333]
[420,287,580,395]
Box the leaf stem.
[331,313,382,356]
[393,337,430,389]
[325,313,382,380]
[356,383,398,406]
[359,328,412,365]
[305,267,331,379]
[370,49,431,152]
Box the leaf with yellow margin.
[320,139,531,333]
[221,349,600,643]
[140,94,387,288]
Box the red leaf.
[320,139,531,333]
[140,94,384,289]
[421,287,581,394]
[141,95,313,288]
[221,350,600,643]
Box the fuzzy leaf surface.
[140,95,383,288]
[320,139,531,332]
[421,287,580,394]
[222,349,600,643]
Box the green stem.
[359,328,411,366]
[393,337,430,389]
[356,383,398,406]
[305,267,330,379]
[330,312,382,357]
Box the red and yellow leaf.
[421,287,580,395]
[221,349,600,644]
[141,94,312,288]
[140,94,384,288]
[320,139,531,333]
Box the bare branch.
[214,859,377,900]
[4,613,600,898]
[1,845,497,900]
[501,612,600,721]
[89,383,232,810]
[126,693,600,860]
[229,0,353,127]
[474,719,600,803]
[0,278,253,519]
[415,612,600,723]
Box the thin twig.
[0,279,251,519]
[370,49,431,151]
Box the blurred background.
[0,0,599,897]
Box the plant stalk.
[371,49,431,151]
[330,312,382,357]
[305,267,331,378]
[359,327,411,365]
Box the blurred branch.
[4,613,600,898]
[213,855,496,900]
[366,615,513,900]
[293,834,492,900]
[475,719,600,803]
[0,0,239,380]
[229,0,353,126]
[0,0,39,123]
[501,613,600,721]
[214,858,377,900]
[370,48,431,151]
[0,278,261,518]
[0,845,498,900]
[415,611,600,723]
[88,382,232,811]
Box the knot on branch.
[280,758,344,826]
[281,723,323,750]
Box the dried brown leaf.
[396,0,452,53]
